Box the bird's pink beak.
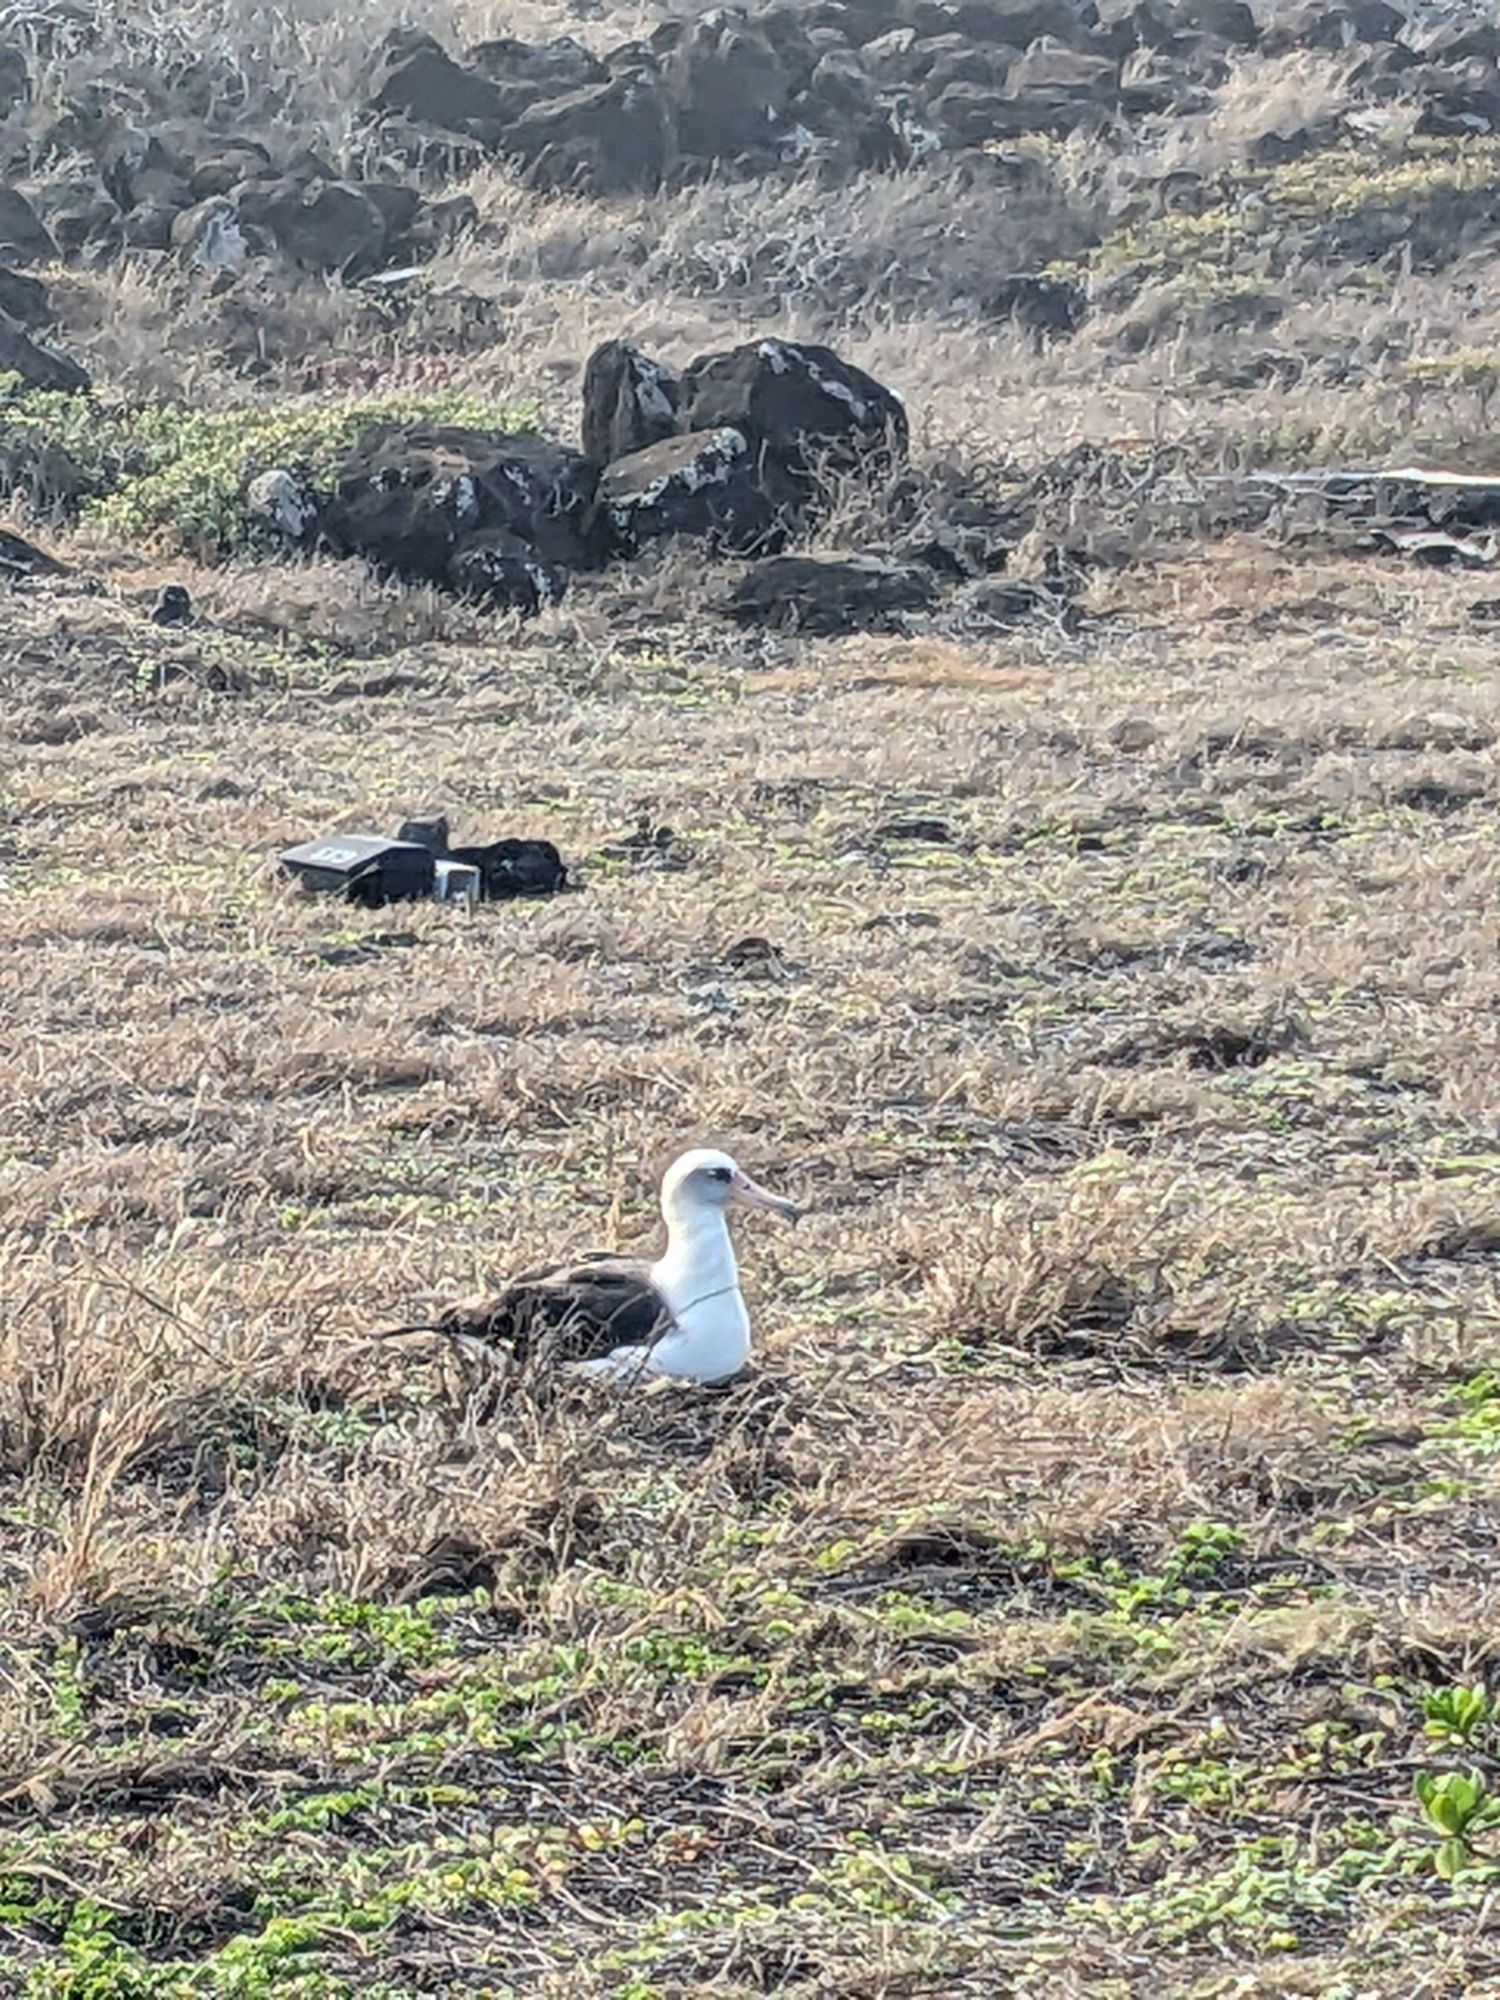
[730,1169,802,1224]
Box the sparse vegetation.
[3,0,1500,1994]
[5,517,1500,1996]
[0,383,535,555]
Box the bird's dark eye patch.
[710,1166,733,1183]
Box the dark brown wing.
[432,1255,673,1365]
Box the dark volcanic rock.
[0,265,50,328]
[20,168,123,263]
[581,340,680,465]
[234,177,382,274]
[679,339,908,479]
[599,428,799,554]
[860,25,924,81]
[448,529,568,613]
[246,468,322,547]
[929,80,1028,143]
[915,34,1017,89]
[467,34,606,93]
[1261,0,1405,52]
[96,129,181,213]
[0,318,88,392]
[960,575,1066,623]
[901,0,1083,41]
[188,143,274,200]
[1413,58,1500,136]
[0,526,66,577]
[800,41,889,113]
[791,49,910,169]
[233,177,392,278]
[170,197,250,272]
[1404,12,1500,62]
[0,42,29,119]
[504,57,677,193]
[355,180,424,248]
[122,199,180,250]
[998,38,1120,131]
[369,29,520,141]
[0,186,58,265]
[1091,0,1178,50]
[662,8,799,158]
[326,426,600,580]
[726,554,938,632]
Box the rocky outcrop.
[599,428,799,555]
[246,468,322,546]
[661,9,803,161]
[231,335,912,610]
[0,266,51,329]
[0,319,88,392]
[448,529,569,613]
[0,188,57,266]
[725,554,938,631]
[581,341,680,465]
[586,334,908,555]
[232,176,395,279]
[0,526,65,578]
[467,34,606,96]
[368,30,520,143]
[0,0,1482,292]
[323,426,600,582]
[504,56,678,195]
[678,339,909,479]
[0,0,1471,316]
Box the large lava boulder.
[0,265,51,328]
[325,426,601,581]
[16,167,123,264]
[726,555,938,632]
[233,177,395,278]
[503,55,677,193]
[679,339,909,480]
[661,8,800,159]
[598,428,801,555]
[368,29,521,142]
[188,143,275,201]
[581,340,681,465]
[998,40,1121,133]
[448,529,569,614]
[901,0,1085,40]
[467,34,607,95]
[0,319,88,392]
[0,41,28,119]
[1257,0,1401,49]
[793,42,896,130]
[0,187,57,265]
[246,468,323,547]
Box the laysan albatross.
[379,1148,802,1385]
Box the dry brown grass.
[4,0,1500,1989]
[2,527,1500,1993]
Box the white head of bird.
[659,1147,803,1234]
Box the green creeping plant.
[1415,1767,1500,1881]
